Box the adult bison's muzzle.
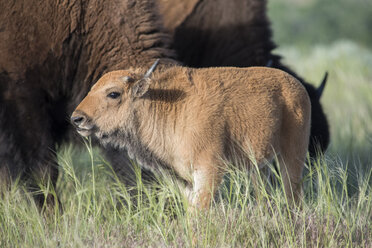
[71,111,94,137]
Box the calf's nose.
[71,112,87,126]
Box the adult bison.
[157,0,330,157]
[0,0,177,206]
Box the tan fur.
[72,66,311,209]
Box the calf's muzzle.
[70,111,88,128]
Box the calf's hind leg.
[188,152,223,210]
[278,109,310,204]
[277,152,305,205]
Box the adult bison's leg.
[24,151,60,209]
[0,83,60,209]
[101,145,137,186]
[0,103,23,190]
[101,145,157,187]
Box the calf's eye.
[107,92,121,99]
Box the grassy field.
[0,40,371,247]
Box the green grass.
[1,41,372,247]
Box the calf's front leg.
[188,154,223,210]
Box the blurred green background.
[268,0,372,168]
[268,0,372,49]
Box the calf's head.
[71,60,159,139]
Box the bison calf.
[71,61,311,209]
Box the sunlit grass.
[1,144,370,247]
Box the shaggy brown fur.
[157,0,329,157]
[72,65,311,208]
[0,0,176,205]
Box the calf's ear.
[131,59,159,98]
[131,78,151,98]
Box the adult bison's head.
[71,60,159,139]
